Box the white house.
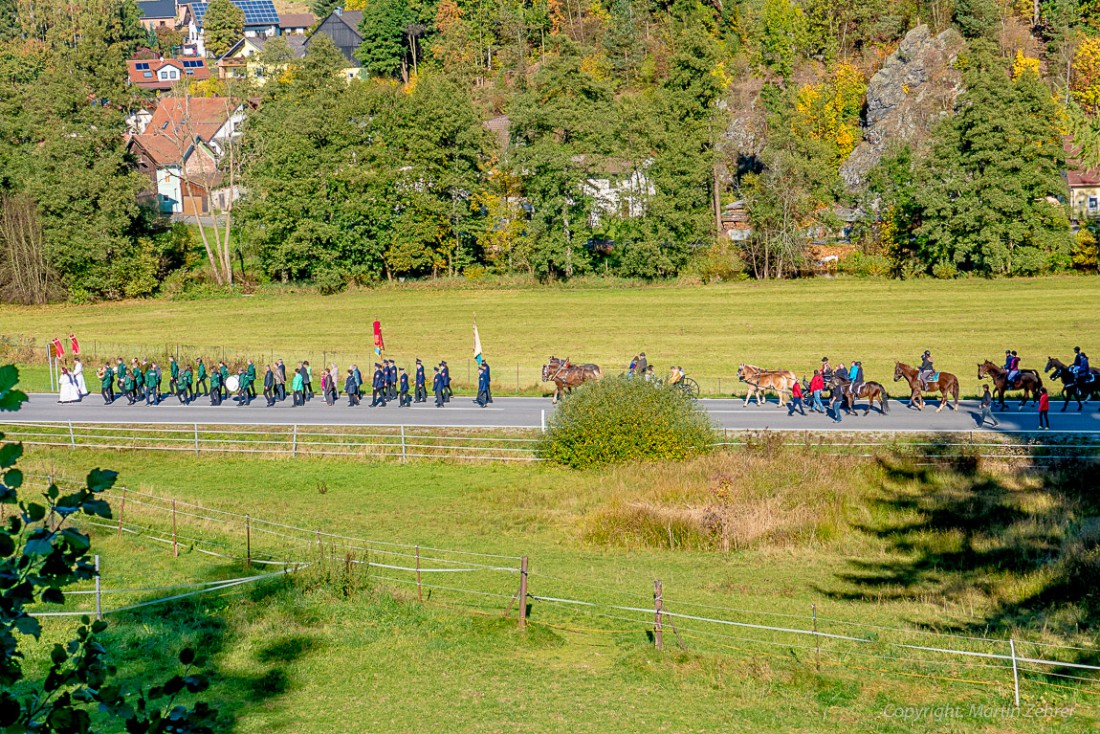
[184,0,280,57]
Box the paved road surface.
[6,393,1100,433]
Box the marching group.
[56,356,496,409]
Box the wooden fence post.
[94,555,102,620]
[117,488,126,537]
[540,410,546,433]
[194,423,200,456]
[653,579,664,651]
[518,556,529,629]
[401,425,407,464]
[245,514,252,569]
[68,421,75,448]
[171,500,178,558]
[416,544,422,602]
[291,424,298,458]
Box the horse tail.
[881,387,890,414]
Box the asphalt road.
[6,393,1100,433]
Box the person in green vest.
[123,368,136,405]
[168,356,180,396]
[115,358,127,402]
[196,358,208,396]
[237,368,253,406]
[99,363,114,404]
[132,360,144,401]
[245,359,257,400]
[219,361,230,401]
[209,367,223,406]
[177,364,194,404]
[144,363,158,406]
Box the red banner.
[69,333,80,355]
[51,337,64,358]
[373,321,384,356]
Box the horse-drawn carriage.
[665,368,700,399]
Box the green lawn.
[14,446,1100,732]
[2,276,1097,395]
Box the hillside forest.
[2,0,1100,302]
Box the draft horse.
[977,360,1042,411]
[893,361,959,413]
[541,356,602,403]
[829,371,890,416]
[737,364,797,407]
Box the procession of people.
[76,354,485,411]
[47,330,1097,431]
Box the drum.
[226,374,240,392]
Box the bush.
[538,376,715,469]
[837,251,891,277]
[314,269,347,296]
[931,262,958,279]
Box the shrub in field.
[538,376,714,469]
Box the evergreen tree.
[913,50,1073,275]
[203,0,245,58]
[356,0,412,79]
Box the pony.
[541,356,602,403]
[829,371,890,416]
[977,360,1042,411]
[737,364,797,407]
[1044,356,1100,411]
[893,361,959,413]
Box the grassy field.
[13,444,1100,732]
[2,276,1097,396]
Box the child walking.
[1038,387,1050,430]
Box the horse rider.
[820,357,832,381]
[919,350,934,390]
[1007,350,1021,387]
[1072,347,1091,386]
[637,352,648,375]
[849,360,864,397]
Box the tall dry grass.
[580,448,881,552]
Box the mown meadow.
[2,276,1097,397]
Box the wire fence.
[19,478,1100,709]
[2,420,1099,465]
[0,421,543,462]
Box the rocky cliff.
[840,25,966,189]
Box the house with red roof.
[127,96,245,214]
[127,58,211,91]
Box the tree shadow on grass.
[820,438,1100,664]
[102,565,316,731]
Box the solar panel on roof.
[135,62,150,70]
[193,0,279,27]
[182,60,203,68]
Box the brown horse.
[737,364,797,407]
[977,360,1042,410]
[541,356,602,403]
[893,361,960,412]
[829,372,890,415]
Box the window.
[1090,197,1098,211]
[143,71,153,78]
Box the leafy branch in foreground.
[0,364,219,733]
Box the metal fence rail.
[0,421,543,462]
[3,420,1100,464]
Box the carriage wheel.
[680,378,700,399]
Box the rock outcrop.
[840,25,966,189]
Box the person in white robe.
[58,367,81,403]
[73,357,89,396]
